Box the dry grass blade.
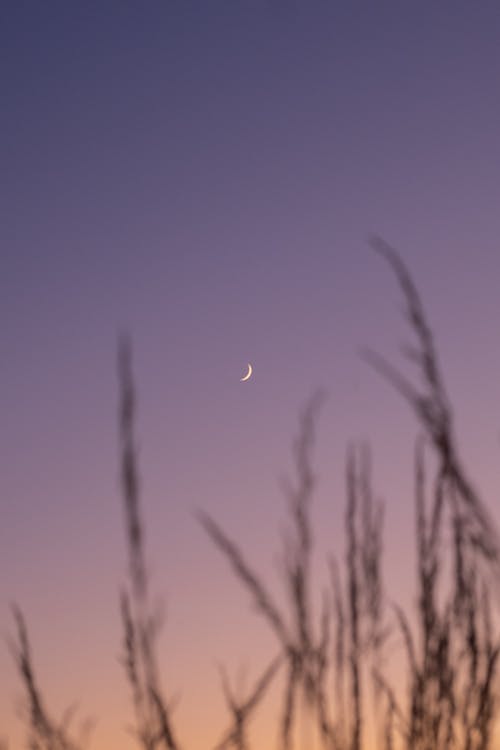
[200,393,337,750]
[9,606,84,750]
[197,511,290,648]
[213,656,282,750]
[365,235,500,567]
[330,556,346,747]
[345,449,362,750]
[117,335,182,750]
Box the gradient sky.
[3,3,500,748]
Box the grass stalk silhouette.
[199,392,339,750]
[212,656,282,750]
[9,606,89,750]
[117,335,182,750]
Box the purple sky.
[3,3,500,747]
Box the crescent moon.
[240,363,253,382]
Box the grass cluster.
[5,239,500,749]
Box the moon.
[240,363,253,382]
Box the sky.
[3,2,500,748]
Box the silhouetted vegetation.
[8,606,92,749]
[7,240,500,749]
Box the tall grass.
[7,240,500,749]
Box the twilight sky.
[3,3,500,748]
